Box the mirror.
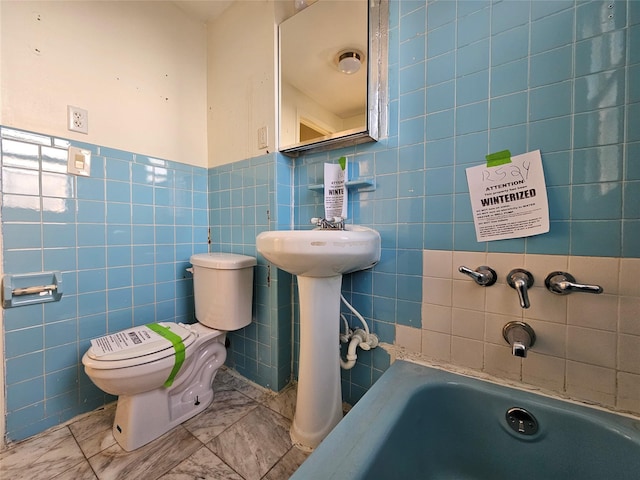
[278,0,387,156]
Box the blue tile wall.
[285,0,639,405]
[1,127,209,442]
[3,0,639,442]
[207,153,293,392]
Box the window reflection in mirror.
[278,0,370,154]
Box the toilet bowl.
[82,253,256,451]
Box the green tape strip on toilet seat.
[147,323,186,387]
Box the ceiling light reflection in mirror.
[279,0,368,151]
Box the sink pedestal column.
[291,275,343,451]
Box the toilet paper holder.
[2,271,63,308]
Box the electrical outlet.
[67,105,88,134]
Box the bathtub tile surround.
[288,0,639,410]
[392,250,640,415]
[0,368,306,480]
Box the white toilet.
[82,252,256,451]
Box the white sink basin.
[256,226,381,277]
[256,225,381,449]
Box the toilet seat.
[83,322,197,370]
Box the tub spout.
[512,341,528,358]
[503,321,536,358]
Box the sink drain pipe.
[339,295,379,370]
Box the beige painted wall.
[0,0,210,446]
[207,0,277,167]
[0,1,208,167]
[0,0,280,444]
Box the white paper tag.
[324,160,348,219]
[90,326,162,357]
[465,150,549,242]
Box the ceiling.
[172,0,366,121]
[280,0,366,119]
[172,0,235,23]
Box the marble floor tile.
[68,403,116,443]
[2,369,308,480]
[158,446,243,480]
[88,425,201,480]
[74,428,117,460]
[265,382,297,421]
[208,405,292,480]
[69,403,117,458]
[0,426,86,480]
[212,368,240,391]
[52,459,98,480]
[264,446,310,480]
[214,368,273,403]
[183,389,258,443]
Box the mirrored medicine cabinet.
[278,0,388,156]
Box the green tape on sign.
[338,156,347,170]
[147,323,185,387]
[485,150,512,167]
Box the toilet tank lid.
[190,252,257,269]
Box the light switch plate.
[258,126,268,149]
[67,146,91,176]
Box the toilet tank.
[190,253,257,330]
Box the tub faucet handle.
[458,265,497,286]
[507,269,534,309]
[544,271,603,295]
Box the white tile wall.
[397,250,640,417]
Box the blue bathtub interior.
[293,360,640,480]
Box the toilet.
[82,252,256,451]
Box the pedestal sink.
[256,226,381,450]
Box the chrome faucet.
[311,216,345,230]
[503,321,536,358]
[544,271,603,295]
[458,265,497,286]
[507,269,534,309]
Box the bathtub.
[292,360,640,480]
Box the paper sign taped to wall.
[465,150,549,242]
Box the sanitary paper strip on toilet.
[324,157,348,219]
[90,327,162,356]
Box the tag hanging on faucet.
[324,156,348,220]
